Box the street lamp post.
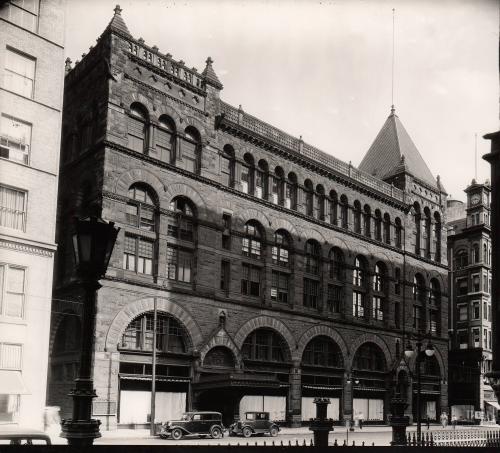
[404,337,435,443]
[346,373,359,432]
[60,216,119,446]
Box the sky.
[65,0,499,202]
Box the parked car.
[229,411,280,438]
[159,411,225,440]
[0,428,51,445]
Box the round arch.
[271,218,299,238]
[122,92,155,117]
[105,297,203,353]
[408,345,447,377]
[348,334,392,370]
[155,104,183,130]
[164,182,208,218]
[199,336,243,369]
[115,168,166,201]
[234,315,296,361]
[202,345,240,370]
[237,207,272,228]
[182,115,209,143]
[296,325,349,365]
[298,228,327,247]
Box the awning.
[485,400,500,410]
[0,370,30,394]
[120,375,190,383]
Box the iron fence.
[406,429,500,447]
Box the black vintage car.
[159,411,225,440]
[229,412,280,438]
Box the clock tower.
[465,179,491,228]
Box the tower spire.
[391,8,396,114]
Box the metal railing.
[406,429,500,447]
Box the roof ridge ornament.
[114,4,122,15]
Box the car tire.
[211,427,222,439]
[171,428,183,440]
[242,427,252,438]
[270,427,279,437]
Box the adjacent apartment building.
[0,0,65,428]
[447,180,497,423]
[48,6,449,429]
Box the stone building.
[447,180,497,423]
[48,6,448,429]
[0,0,66,428]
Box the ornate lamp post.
[404,337,435,443]
[345,373,359,431]
[60,217,119,446]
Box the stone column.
[288,361,302,427]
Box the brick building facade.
[48,6,449,429]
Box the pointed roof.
[201,57,223,89]
[359,107,438,189]
[105,5,132,37]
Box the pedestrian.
[359,413,364,430]
[426,416,430,430]
[440,412,448,429]
[452,414,457,430]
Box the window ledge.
[0,316,27,326]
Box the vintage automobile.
[0,428,52,445]
[158,411,225,440]
[229,411,280,438]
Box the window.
[395,268,401,295]
[303,336,343,367]
[0,185,26,231]
[0,342,22,370]
[327,284,342,313]
[271,271,289,304]
[430,279,440,307]
[383,214,391,244]
[255,169,265,199]
[222,213,231,250]
[242,222,262,259]
[484,301,488,320]
[353,257,365,287]
[272,231,290,267]
[473,244,480,263]
[328,248,344,281]
[413,203,421,255]
[241,329,288,362]
[241,263,260,297]
[0,115,31,165]
[352,291,364,318]
[127,103,148,153]
[168,197,195,242]
[363,206,371,237]
[220,260,230,293]
[304,181,314,216]
[483,272,489,292]
[458,330,468,349]
[303,278,320,309]
[372,296,383,321]
[120,312,186,353]
[458,304,467,321]
[156,115,175,163]
[0,0,39,32]
[241,165,250,194]
[473,301,480,320]
[0,265,25,318]
[484,329,488,349]
[353,201,361,233]
[413,275,426,302]
[428,311,438,334]
[271,176,281,204]
[455,250,468,269]
[456,278,468,296]
[413,305,422,331]
[374,211,382,241]
[472,274,480,293]
[221,145,234,187]
[395,217,403,249]
[340,196,348,229]
[329,192,338,225]
[4,48,35,98]
[489,331,492,350]
[123,235,154,275]
[182,127,200,173]
[166,246,193,283]
[353,343,385,371]
[373,263,384,292]
[304,240,320,274]
[395,302,400,328]
[284,178,296,209]
[473,328,480,348]
[126,184,156,231]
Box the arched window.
[241,153,255,195]
[242,220,263,259]
[128,103,148,153]
[373,263,385,292]
[221,145,235,187]
[241,328,289,362]
[120,312,188,353]
[168,196,195,241]
[417,352,440,377]
[304,239,320,274]
[353,201,362,234]
[203,346,235,368]
[434,212,442,262]
[156,115,176,163]
[353,256,366,287]
[304,179,314,216]
[412,274,426,331]
[329,190,338,225]
[395,217,403,249]
[352,256,366,319]
[316,185,325,221]
[272,167,285,205]
[255,160,268,199]
[272,230,290,267]
[455,249,468,269]
[182,126,201,173]
[483,243,488,263]
[340,195,349,229]
[372,263,386,321]
[383,213,391,245]
[413,202,422,255]
[285,172,297,209]
[363,204,371,237]
[353,343,386,371]
[127,183,157,231]
[424,207,432,257]
[374,210,382,241]
[327,248,344,314]
[472,243,480,263]
[429,279,440,334]
[302,336,344,368]
[328,247,344,281]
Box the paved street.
[45,424,500,446]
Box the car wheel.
[270,427,279,437]
[242,427,252,438]
[211,427,222,439]
[171,428,183,440]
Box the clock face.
[471,194,481,205]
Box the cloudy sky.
[65,0,498,201]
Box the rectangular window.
[4,47,36,98]
[484,329,488,349]
[428,311,438,334]
[458,304,467,321]
[156,128,172,163]
[284,183,293,209]
[0,265,25,318]
[222,213,231,250]
[241,263,260,297]
[458,330,468,349]
[241,166,250,194]
[0,185,27,231]
[220,156,232,186]
[413,305,422,331]
[483,272,488,292]
[327,284,342,313]
[271,177,280,204]
[303,278,320,309]
[395,302,400,328]
[484,301,488,320]
[473,328,480,348]
[473,301,480,320]
[123,235,154,275]
[271,271,289,304]
[181,140,197,173]
[127,116,145,153]
[0,343,22,370]
[456,278,468,296]
[255,170,264,199]
[220,260,230,293]
[167,246,193,283]
[0,115,31,165]
[352,291,364,318]
[489,331,492,349]
[472,274,480,293]
[0,0,39,32]
[372,296,383,321]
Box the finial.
[114,4,122,15]
[152,45,159,52]
[299,135,303,141]
[179,60,185,66]
[400,154,405,164]
[64,57,72,72]
[206,56,214,66]
[81,53,86,59]
[138,37,145,44]
[238,104,243,111]
[166,53,172,58]
[390,104,395,115]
